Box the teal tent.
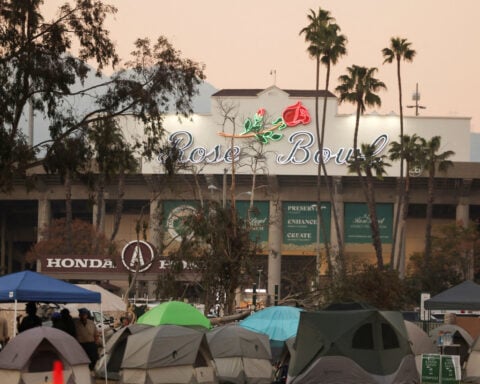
[239,306,302,341]
[239,306,303,361]
[137,301,211,329]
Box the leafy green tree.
[300,7,347,278]
[84,117,138,240]
[0,0,205,192]
[325,264,407,310]
[382,37,416,270]
[43,134,89,252]
[336,66,386,268]
[419,136,455,262]
[26,218,118,262]
[388,133,423,271]
[405,222,479,298]
[169,201,259,315]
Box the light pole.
[257,266,263,288]
[407,83,427,116]
[311,204,321,287]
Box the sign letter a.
[130,245,145,267]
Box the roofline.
[212,88,337,98]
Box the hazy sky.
[43,1,479,132]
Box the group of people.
[15,302,100,370]
[2,301,137,370]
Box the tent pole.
[13,299,17,337]
[101,301,107,384]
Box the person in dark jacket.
[52,308,77,338]
[18,302,42,333]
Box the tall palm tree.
[336,65,386,268]
[300,8,347,277]
[347,144,390,269]
[382,37,416,270]
[388,133,423,271]
[419,136,455,263]
[299,7,335,278]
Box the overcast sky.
[43,0,479,132]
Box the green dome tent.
[137,301,212,329]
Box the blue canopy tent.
[0,270,107,381]
[0,270,101,303]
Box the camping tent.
[465,335,480,382]
[0,271,101,334]
[404,320,436,377]
[287,309,418,384]
[206,324,273,384]
[137,300,211,329]
[429,324,473,366]
[120,324,217,384]
[0,326,91,384]
[424,280,480,310]
[95,323,152,380]
[0,270,109,381]
[239,306,303,361]
[65,284,126,313]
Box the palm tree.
[299,7,335,277]
[388,134,423,271]
[347,144,390,269]
[382,37,416,270]
[419,136,455,263]
[300,8,347,277]
[336,65,386,268]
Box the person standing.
[0,316,9,349]
[74,308,99,370]
[57,308,77,338]
[18,302,42,333]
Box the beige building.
[0,86,478,304]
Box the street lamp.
[311,204,321,287]
[407,83,426,116]
[257,266,263,288]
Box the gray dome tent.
[206,324,273,384]
[119,324,217,384]
[287,309,418,384]
[0,326,91,384]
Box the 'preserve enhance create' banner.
[282,201,331,254]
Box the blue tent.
[239,306,303,342]
[239,306,303,361]
[0,270,100,303]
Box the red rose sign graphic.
[217,101,311,143]
[282,101,311,126]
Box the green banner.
[421,354,461,384]
[282,201,331,251]
[236,200,269,244]
[344,203,393,244]
[440,355,461,384]
[422,354,441,384]
[163,200,269,249]
[163,200,199,242]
